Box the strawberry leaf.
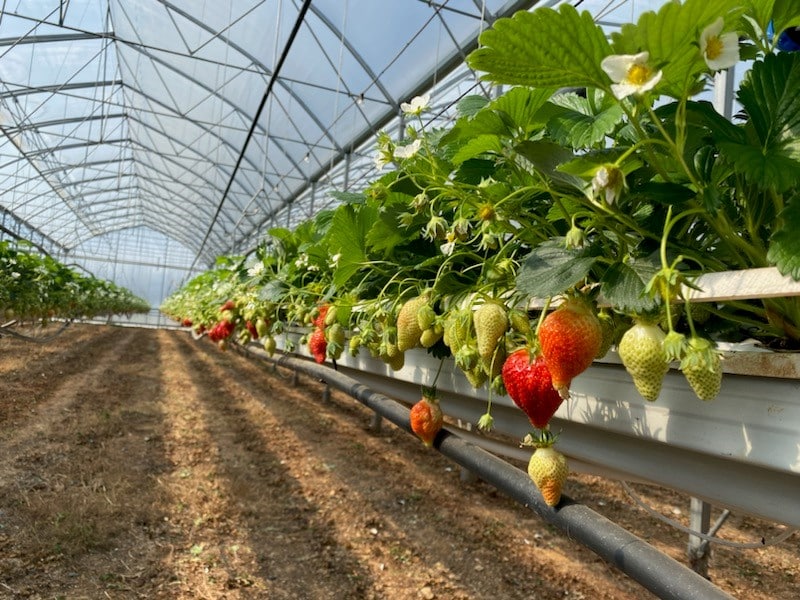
[489,86,555,133]
[516,240,597,298]
[451,134,504,165]
[767,192,800,280]
[467,4,611,90]
[329,203,378,287]
[599,261,658,314]
[719,53,800,192]
[547,90,624,149]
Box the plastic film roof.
[0,0,669,305]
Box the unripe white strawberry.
[527,445,568,507]
[396,296,428,352]
[474,301,508,361]
[680,336,722,401]
[618,321,669,401]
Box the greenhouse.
[1,1,799,598]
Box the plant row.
[0,240,151,323]
[163,1,800,506]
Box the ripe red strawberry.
[313,304,330,329]
[245,320,259,340]
[527,442,568,507]
[538,296,602,398]
[220,300,236,312]
[410,388,443,448]
[308,327,327,363]
[501,348,563,429]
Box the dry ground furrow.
[170,332,644,600]
[157,330,379,600]
[0,327,174,599]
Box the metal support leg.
[688,497,712,578]
[460,467,478,483]
[368,412,383,433]
[291,370,299,386]
[322,384,330,403]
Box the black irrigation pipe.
[242,345,735,600]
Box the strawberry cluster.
[208,319,235,343]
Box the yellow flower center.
[626,63,652,85]
[705,35,723,60]
[478,203,495,221]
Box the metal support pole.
[688,497,712,577]
[368,412,383,433]
[322,384,331,403]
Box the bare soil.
[0,324,797,599]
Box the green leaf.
[456,95,489,118]
[467,5,612,90]
[328,190,365,204]
[599,262,658,314]
[611,0,737,99]
[329,204,378,287]
[547,90,624,149]
[489,86,556,133]
[516,240,597,298]
[767,192,800,280]
[738,52,800,149]
[454,159,497,185]
[718,141,800,192]
[451,134,504,165]
[366,206,419,254]
[515,140,584,191]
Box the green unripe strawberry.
[680,336,722,401]
[509,309,532,336]
[326,323,346,359]
[263,336,277,356]
[396,296,428,352]
[618,321,669,401]
[443,308,472,352]
[419,324,443,348]
[474,302,509,361]
[255,317,269,338]
[416,304,437,331]
[463,365,487,389]
[324,305,338,327]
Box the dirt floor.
[0,323,797,599]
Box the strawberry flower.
[591,164,626,206]
[601,51,662,100]
[400,93,431,116]
[700,17,739,71]
[393,138,422,159]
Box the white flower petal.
[393,138,421,159]
[706,33,740,71]
[601,52,650,82]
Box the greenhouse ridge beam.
[189,0,314,273]
[243,346,735,600]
